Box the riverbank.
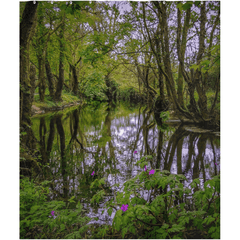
[31,91,85,116]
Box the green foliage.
[80,71,107,102]
[20,177,91,239]
[91,158,220,239]
[33,90,80,109]
[160,111,170,123]
[119,87,142,102]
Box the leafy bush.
[20,177,91,239]
[79,71,107,102]
[91,156,220,239]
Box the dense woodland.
[20,0,220,145]
[20,1,220,239]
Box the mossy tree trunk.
[37,55,46,102]
[69,56,81,95]
[20,1,38,126]
[176,8,191,109]
[45,51,55,99]
[20,1,38,175]
[36,3,47,102]
[194,2,208,120]
[55,13,66,101]
[29,64,36,105]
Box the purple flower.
[134,151,137,154]
[144,165,147,171]
[121,204,128,212]
[51,211,55,216]
[215,163,217,165]
[149,169,155,175]
[91,171,95,176]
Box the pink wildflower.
[149,169,155,175]
[121,204,128,212]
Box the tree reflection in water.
[32,102,220,222]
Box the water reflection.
[31,102,220,224]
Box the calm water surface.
[31,102,220,225]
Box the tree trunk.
[29,64,36,105]
[20,1,38,176]
[20,1,38,127]
[161,3,176,108]
[177,65,184,107]
[38,55,46,102]
[55,14,65,101]
[71,64,78,95]
[177,8,191,109]
[45,53,55,99]
[36,3,46,102]
[194,2,208,119]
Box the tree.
[55,11,66,101]
[139,1,220,125]
[20,1,38,139]
[20,1,39,176]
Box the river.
[31,101,220,225]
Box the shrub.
[91,156,220,239]
[20,177,91,239]
[79,71,107,102]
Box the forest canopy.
[20,1,220,130]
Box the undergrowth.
[90,156,220,239]
[20,155,220,239]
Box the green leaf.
[76,201,82,210]
[202,216,215,225]
[107,207,113,216]
[194,1,201,6]
[122,227,128,238]
[177,3,183,10]
[162,223,169,229]
[182,3,192,10]
[156,228,168,238]
[60,224,65,232]
[168,224,185,233]
[208,226,217,234]
[129,225,136,234]
[190,64,199,70]
[30,205,40,214]
[68,196,76,203]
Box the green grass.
[33,90,80,109]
